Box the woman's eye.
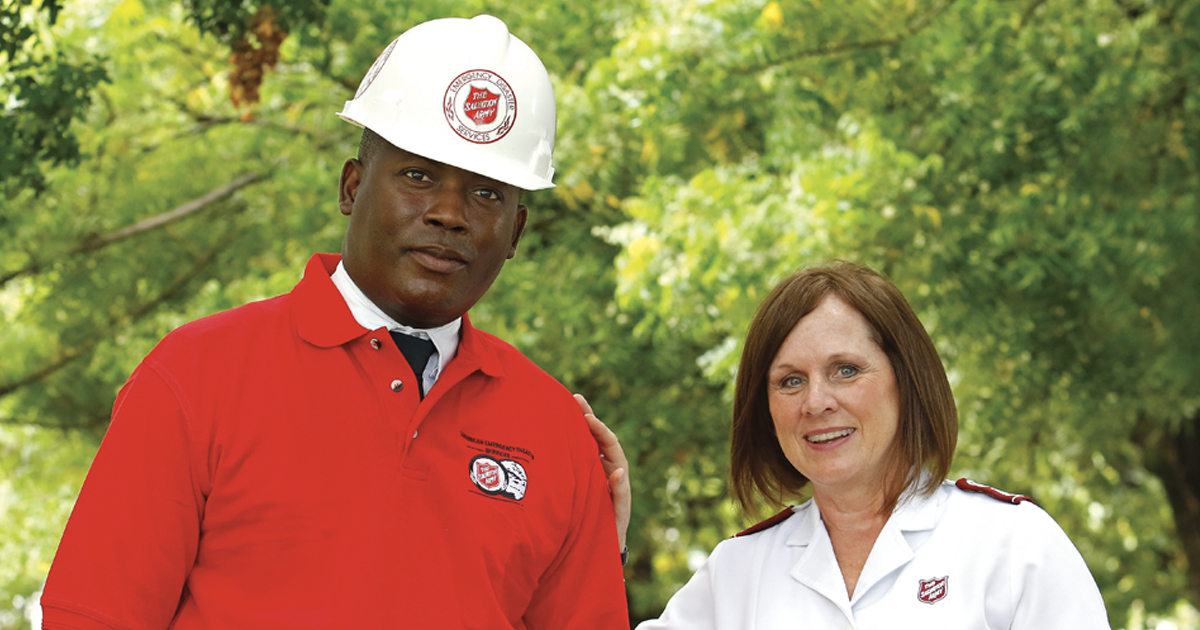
[781,376,804,388]
[836,365,859,378]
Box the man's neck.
[328,259,463,369]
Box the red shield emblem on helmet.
[444,70,516,144]
[918,576,948,604]
[463,85,500,125]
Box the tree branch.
[0,412,109,430]
[0,171,267,288]
[79,172,264,251]
[0,230,241,399]
[733,0,959,73]
[1019,0,1050,26]
[162,96,343,149]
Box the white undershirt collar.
[331,260,461,390]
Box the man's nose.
[423,186,469,231]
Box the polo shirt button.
[390,379,403,392]
[412,430,419,439]
[370,338,382,350]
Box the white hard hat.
[337,15,557,191]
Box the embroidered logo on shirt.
[469,455,527,501]
[461,431,534,503]
[918,576,948,604]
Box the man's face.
[338,142,527,328]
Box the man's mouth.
[412,245,467,263]
[410,246,468,273]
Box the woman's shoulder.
[732,506,801,538]
[951,478,1034,505]
[716,501,817,560]
[695,502,814,581]
[939,478,1063,534]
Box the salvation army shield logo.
[470,456,506,493]
[444,69,516,144]
[918,576,948,604]
[464,86,500,125]
[469,455,527,501]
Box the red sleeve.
[522,432,629,629]
[42,359,205,630]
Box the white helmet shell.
[337,15,557,190]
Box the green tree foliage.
[584,0,1200,624]
[1,0,108,198]
[2,0,1198,628]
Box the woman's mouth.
[806,428,855,445]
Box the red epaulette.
[955,478,1033,505]
[733,507,796,538]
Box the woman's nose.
[801,379,838,416]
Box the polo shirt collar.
[293,254,367,348]
[291,253,504,378]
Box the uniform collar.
[291,253,504,379]
[785,475,944,608]
[786,474,941,548]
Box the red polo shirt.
[43,253,627,629]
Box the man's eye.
[474,188,502,201]
[403,170,431,182]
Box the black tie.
[389,331,437,399]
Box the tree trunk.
[1143,411,1200,603]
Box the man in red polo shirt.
[42,15,629,629]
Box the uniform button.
[412,430,419,439]
[390,379,404,392]
[370,338,382,349]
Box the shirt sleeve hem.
[40,599,129,630]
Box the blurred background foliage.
[2,0,1198,627]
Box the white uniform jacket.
[637,480,1110,630]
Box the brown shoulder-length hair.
[729,261,957,516]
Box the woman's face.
[767,294,901,500]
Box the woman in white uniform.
[637,261,1110,630]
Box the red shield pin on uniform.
[918,576,948,604]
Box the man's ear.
[338,159,364,216]
[507,204,529,259]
